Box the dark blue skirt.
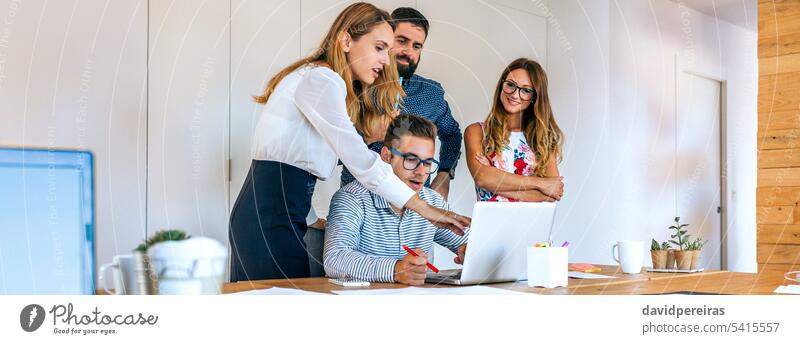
[229,160,317,281]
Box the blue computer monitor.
[0,147,95,294]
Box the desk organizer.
[527,246,568,288]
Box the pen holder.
[526,246,568,288]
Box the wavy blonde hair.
[253,2,404,137]
[482,58,564,177]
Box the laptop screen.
[0,148,95,294]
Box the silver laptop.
[426,202,557,285]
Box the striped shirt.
[323,181,469,282]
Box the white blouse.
[251,64,415,208]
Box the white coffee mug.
[99,254,148,295]
[612,240,644,274]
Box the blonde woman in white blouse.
[229,2,470,281]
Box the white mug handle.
[99,261,120,295]
[784,271,800,283]
[612,243,620,264]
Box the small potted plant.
[650,239,670,269]
[134,229,191,294]
[666,246,676,270]
[668,217,693,270]
[135,229,191,253]
[686,237,707,270]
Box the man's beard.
[396,54,419,79]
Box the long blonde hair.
[482,58,564,177]
[253,2,404,137]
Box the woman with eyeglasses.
[464,58,565,202]
[229,3,470,282]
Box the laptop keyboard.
[429,269,462,279]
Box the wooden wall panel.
[759,73,800,112]
[758,110,800,131]
[757,186,800,205]
[759,53,800,74]
[756,205,795,224]
[758,128,800,149]
[758,0,800,267]
[759,32,800,58]
[757,243,800,264]
[758,167,800,186]
[757,224,800,244]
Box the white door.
[147,0,230,245]
[229,0,302,210]
[677,73,723,269]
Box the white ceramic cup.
[99,255,144,295]
[612,240,644,274]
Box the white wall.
[147,0,230,255]
[229,0,301,211]
[546,0,757,272]
[542,0,615,269]
[0,0,148,283]
[719,18,758,273]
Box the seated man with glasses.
[323,114,468,286]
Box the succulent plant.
[651,239,671,251]
[686,237,707,251]
[134,229,190,253]
[668,217,691,250]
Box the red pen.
[401,245,439,273]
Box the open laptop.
[426,202,556,285]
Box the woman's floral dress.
[475,122,536,202]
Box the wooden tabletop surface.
[222,264,794,295]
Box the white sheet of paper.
[230,286,327,295]
[332,286,532,295]
[568,271,617,279]
[773,284,800,295]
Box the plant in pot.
[135,229,191,252]
[134,229,191,294]
[668,217,694,270]
[686,237,707,270]
[666,246,677,270]
[650,239,671,269]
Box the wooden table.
[222,265,793,295]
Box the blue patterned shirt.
[323,181,468,282]
[340,74,463,186]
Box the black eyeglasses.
[389,147,439,174]
[502,80,536,102]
